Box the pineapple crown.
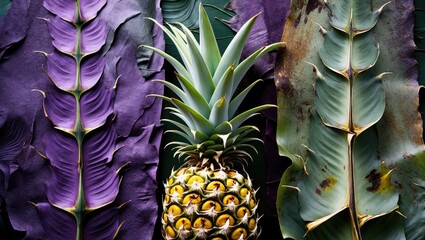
[145,4,282,165]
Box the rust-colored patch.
[365,169,380,192]
[365,163,393,193]
[276,2,316,91]
[319,176,337,191]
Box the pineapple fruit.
[145,4,282,239]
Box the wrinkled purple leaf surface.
[80,83,114,129]
[43,0,76,22]
[46,52,77,91]
[44,130,78,208]
[36,203,76,240]
[81,18,108,54]
[1,0,164,239]
[47,16,77,53]
[83,121,120,208]
[44,89,76,130]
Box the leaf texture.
[276,0,424,239]
[0,0,165,239]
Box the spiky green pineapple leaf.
[212,13,259,85]
[142,45,191,80]
[276,0,425,239]
[199,3,221,74]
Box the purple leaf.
[115,124,160,239]
[43,89,76,130]
[226,0,289,79]
[81,18,107,54]
[47,16,77,53]
[44,130,78,209]
[83,120,120,208]
[80,0,107,22]
[1,0,165,238]
[80,53,106,90]
[46,52,76,91]
[36,202,76,240]
[43,0,76,22]
[80,83,114,130]
[106,35,163,137]
[0,111,28,195]
[84,206,120,240]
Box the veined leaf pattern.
[36,0,121,238]
[276,0,424,239]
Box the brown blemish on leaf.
[319,176,337,191]
[306,0,324,15]
[365,169,380,192]
[275,1,316,93]
[365,163,393,193]
[315,188,321,195]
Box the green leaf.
[209,65,234,108]
[170,97,215,136]
[175,73,210,117]
[212,13,258,85]
[181,25,215,101]
[229,104,275,130]
[209,96,228,126]
[0,0,12,17]
[231,42,282,97]
[161,0,202,29]
[229,79,262,118]
[199,4,221,74]
[148,17,192,69]
[276,0,420,238]
[141,45,192,81]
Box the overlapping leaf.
[0,0,165,239]
[276,0,424,239]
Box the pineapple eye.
[236,206,250,218]
[182,193,201,204]
[248,218,256,230]
[187,175,205,184]
[175,217,192,230]
[206,181,225,191]
[162,213,168,222]
[249,199,256,209]
[239,188,249,197]
[170,185,184,195]
[216,214,235,227]
[164,195,170,204]
[165,225,176,238]
[201,200,222,211]
[167,205,182,216]
[193,217,213,229]
[211,238,224,240]
[223,194,240,205]
[227,170,237,177]
[167,177,174,185]
[231,227,248,240]
[226,179,238,187]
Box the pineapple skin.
[162,165,261,240]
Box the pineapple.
[145,4,282,239]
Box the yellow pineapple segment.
[231,228,248,239]
[176,217,192,230]
[216,214,235,227]
[193,217,213,229]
